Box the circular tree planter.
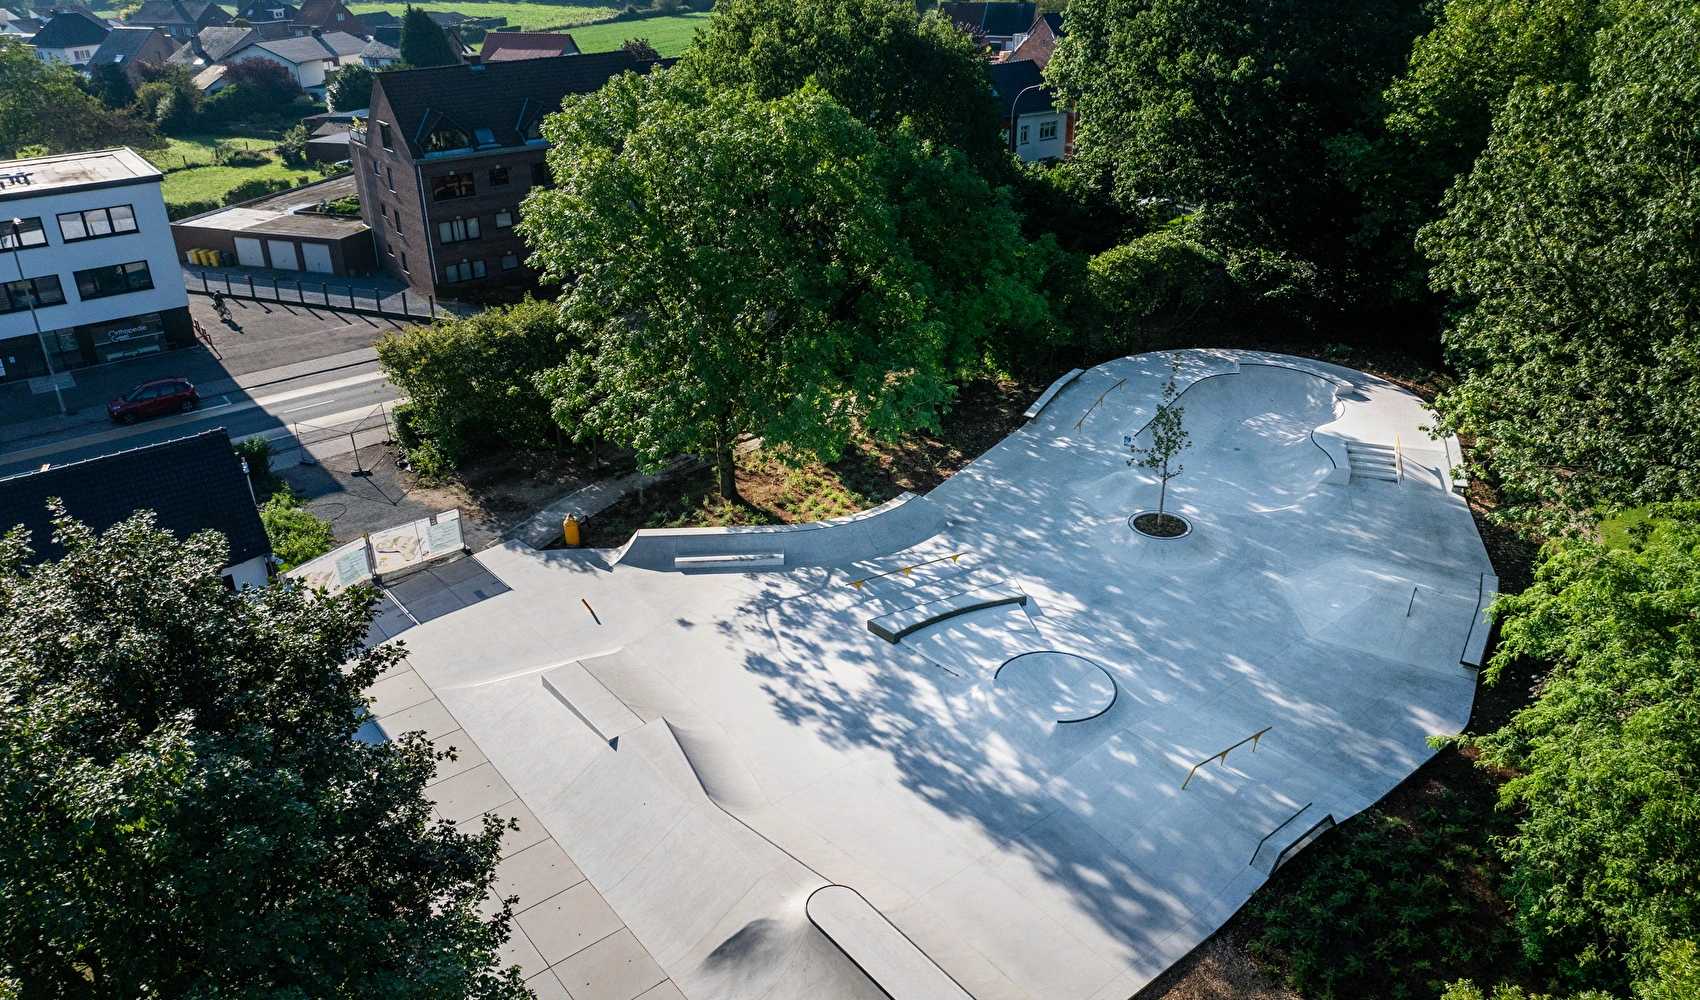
[1129,510,1191,538]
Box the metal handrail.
[1395,434,1404,483]
[848,552,964,589]
[1075,378,1125,430]
[1181,726,1272,790]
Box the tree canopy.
[679,0,1008,176]
[400,5,459,68]
[326,61,375,113]
[0,507,528,1000]
[519,69,1046,497]
[0,38,151,158]
[1423,0,1700,528]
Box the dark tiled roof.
[129,0,228,26]
[167,24,253,63]
[90,25,168,63]
[988,58,1055,115]
[28,10,109,48]
[0,428,270,567]
[939,1,1036,36]
[480,30,579,61]
[252,29,363,61]
[292,0,361,30]
[1040,11,1063,35]
[361,10,397,26]
[373,50,654,157]
[426,10,467,24]
[234,0,297,20]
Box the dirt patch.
[578,373,1054,547]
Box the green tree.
[84,61,136,110]
[325,61,374,112]
[0,506,530,999]
[1126,354,1189,529]
[680,0,1008,176]
[1423,0,1700,530]
[400,5,459,67]
[0,38,152,157]
[377,298,578,463]
[1088,220,1228,348]
[133,62,205,134]
[520,71,1045,498]
[1470,502,1700,988]
[260,490,335,570]
[1046,0,1432,308]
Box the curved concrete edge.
[611,491,945,571]
[869,583,1029,644]
[806,885,976,1000]
[1445,433,1469,494]
[1311,428,1353,483]
[1460,572,1500,668]
[1024,367,1085,421]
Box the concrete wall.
[171,219,376,277]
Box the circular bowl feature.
[1128,510,1192,539]
[995,651,1118,724]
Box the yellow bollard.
[562,514,580,547]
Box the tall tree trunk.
[715,417,738,501]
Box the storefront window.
[0,332,48,382]
[87,312,165,364]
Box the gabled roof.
[426,9,467,24]
[360,36,398,60]
[128,0,230,26]
[89,24,170,63]
[169,24,255,63]
[939,1,1037,37]
[234,0,297,20]
[1040,11,1063,35]
[28,9,109,48]
[0,428,271,568]
[988,57,1056,116]
[479,30,579,61]
[244,28,362,63]
[360,9,397,26]
[291,0,361,30]
[372,49,655,158]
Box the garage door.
[267,239,300,271]
[234,237,265,268]
[301,243,333,274]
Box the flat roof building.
[0,148,193,386]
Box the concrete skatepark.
[378,349,1498,1000]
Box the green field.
[563,11,708,53]
[345,0,618,30]
[142,134,280,172]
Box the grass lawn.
[346,0,618,29]
[564,11,710,54]
[160,157,313,207]
[142,134,280,172]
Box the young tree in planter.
[0,506,530,1000]
[1128,354,1191,533]
[521,71,1046,499]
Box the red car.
[109,377,199,424]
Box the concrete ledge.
[1024,367,1085,421]
[1460,573,1500,667]
[806,885,975,1000]
[867,582,1028,644]
[541,661,645,746]
[611,491,944,571]
[673,552,785,571]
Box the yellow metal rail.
[1181,726,1272,790]
[1075,379,1126,430]
[1395,434,1404,483]
[848,553,965,589]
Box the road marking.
[278,402,328,414]
[0,371,393,468]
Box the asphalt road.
[0,363,400,477]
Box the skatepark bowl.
[380,349,1497,1000]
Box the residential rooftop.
[0,147,162,203]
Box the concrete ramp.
[807,885,975,1000]
[541,660,645,745]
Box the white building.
[0,148,193,387]
[222,30,366,94]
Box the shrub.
[167,198,221,220]
[260,490,335,570]
[221,177,293,204]
[221,147,271,167]
[278,124,309,167]
[234,436,272,479]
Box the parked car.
[108,377,199,424]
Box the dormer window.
[422,122,471,156]
[523,117,544,144]
[473,128,496,148]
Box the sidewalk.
[182,264,468,320]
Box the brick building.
[350,52,662,298]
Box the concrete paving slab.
[518,882,627,966]
[525,971,574,1000]
[429,762,518,826]
[494,839,587,915]
[550,929,669,1000]
[374,697,461,741]
[392,351,1495,1000]
[365,666,433,718]
[428,729,491,785]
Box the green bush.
[402,439,453,482]
[234,436,272,479]
[221,177,293,205]
[376,298,578,465]
[167,198,221,221]
[260,490,335,571]
[221,147,271,167]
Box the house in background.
[27,10,110,68]
[289,0,364,36]
[88,26,177,82]
[989,58,1072,162]
[359,33,399,66]
[222,29,365,94]
[234,0,298,26]
[479,30,579,62]
[938,0,1037,53]
[1004,10,1062,67]
[0,428,274,590]
[351,50,664,298]
[0,8,39,38]
[127,0,232,40]
[168,24,256,72]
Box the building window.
[494,209,513,228]
[73,260,153,300]
[400,252,408,272]
[371,155,382,175]
[489,166,510,186]
[501,252,519,270]
[336,11,344,18]
[1039,120,1057,141]
[0,217,47,250]
[378,122,393,150]
[57,205,138,242]
[432,173,475,201]
[530,162,550,188]
[474,128,496,148]
[423,124,471,156]
[0,274,66,313]
[443,259,485,283]
[438,216,480,244]
[386,167,394,192]
[1018,124,1030,144]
